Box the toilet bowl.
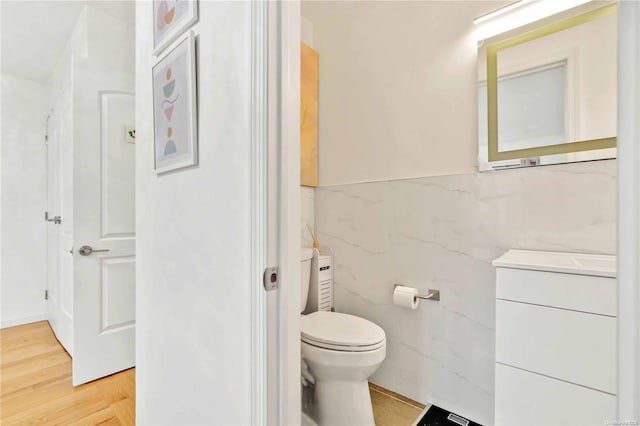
[300,249,386,426]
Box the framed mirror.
[478,3,617,170]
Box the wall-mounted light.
[473,0,537,25]
[474,0,594,40]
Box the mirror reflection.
[478,4,617,170]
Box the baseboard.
[369,382,427,410]
[1,314,48,329]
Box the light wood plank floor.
[1,321,135,426]
[369,382,426,426]
[2,321,423,426]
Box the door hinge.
[263,266,279,291]
[44,211,62,224]
[45,290,49,300]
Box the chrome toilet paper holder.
[394,284,440,301]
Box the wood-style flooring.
[369,382,426,426]
[2,321,423,426]
[1,321,135,426]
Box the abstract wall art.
[152,31,197,174]
[153,0,198,55]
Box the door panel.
[73,59,135,385]
[61,250,74,318]
[100,256,136,332]
[101,93,136,239]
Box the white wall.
[316,159,616,425]
[48,7,87,107]
[86,7,135,77]
[302,1,501,186]
[135,2,254,424]
[48,6,134,106]
[1,73,49,328]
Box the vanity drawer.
[495,363,615,426]
[496,268,616,316]
[496,300,616,393]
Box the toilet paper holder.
[394,284,440,301]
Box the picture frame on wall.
[153,0,198,55]
[152,31,197,175]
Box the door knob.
[78,245,110,256]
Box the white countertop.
[493,249,616,277]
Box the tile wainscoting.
[302,186,316,248]
[315,159,616,425]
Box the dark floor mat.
[415,405,482,426]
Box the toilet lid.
[301,311,386,352]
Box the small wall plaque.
[125,127,136,144]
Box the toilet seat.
[301,311,386,352]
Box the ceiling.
[1,1,135,82]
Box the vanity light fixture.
[473,0,537,25]
[473,0,593,40]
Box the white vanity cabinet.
[493,250,616,426]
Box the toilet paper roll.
[393,285,419,310]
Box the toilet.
[300,248,386,426]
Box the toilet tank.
[300,248,313,313]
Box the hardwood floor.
[1,321,135,425]
[2,321,424,426]
[369,382,426,426]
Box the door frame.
[277,0,302,424]
[45,84,74,356]
[617,1,640,420]
[251,0,301,424]
[250,0,269,424]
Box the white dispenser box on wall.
[493,250,616,426]
[304,247,333,313]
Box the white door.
[46,85,74,356]
[72,59,136,385]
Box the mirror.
[478,3,617,170]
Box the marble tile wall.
[301,186,316,248]
[314,160,616,425]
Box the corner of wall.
[85,7,135,75]
[47,7,88,104]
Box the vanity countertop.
[493,249,616,278]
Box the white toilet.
[300,248,386,426]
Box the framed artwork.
[153,31,197,174]
[153,0,198,55]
